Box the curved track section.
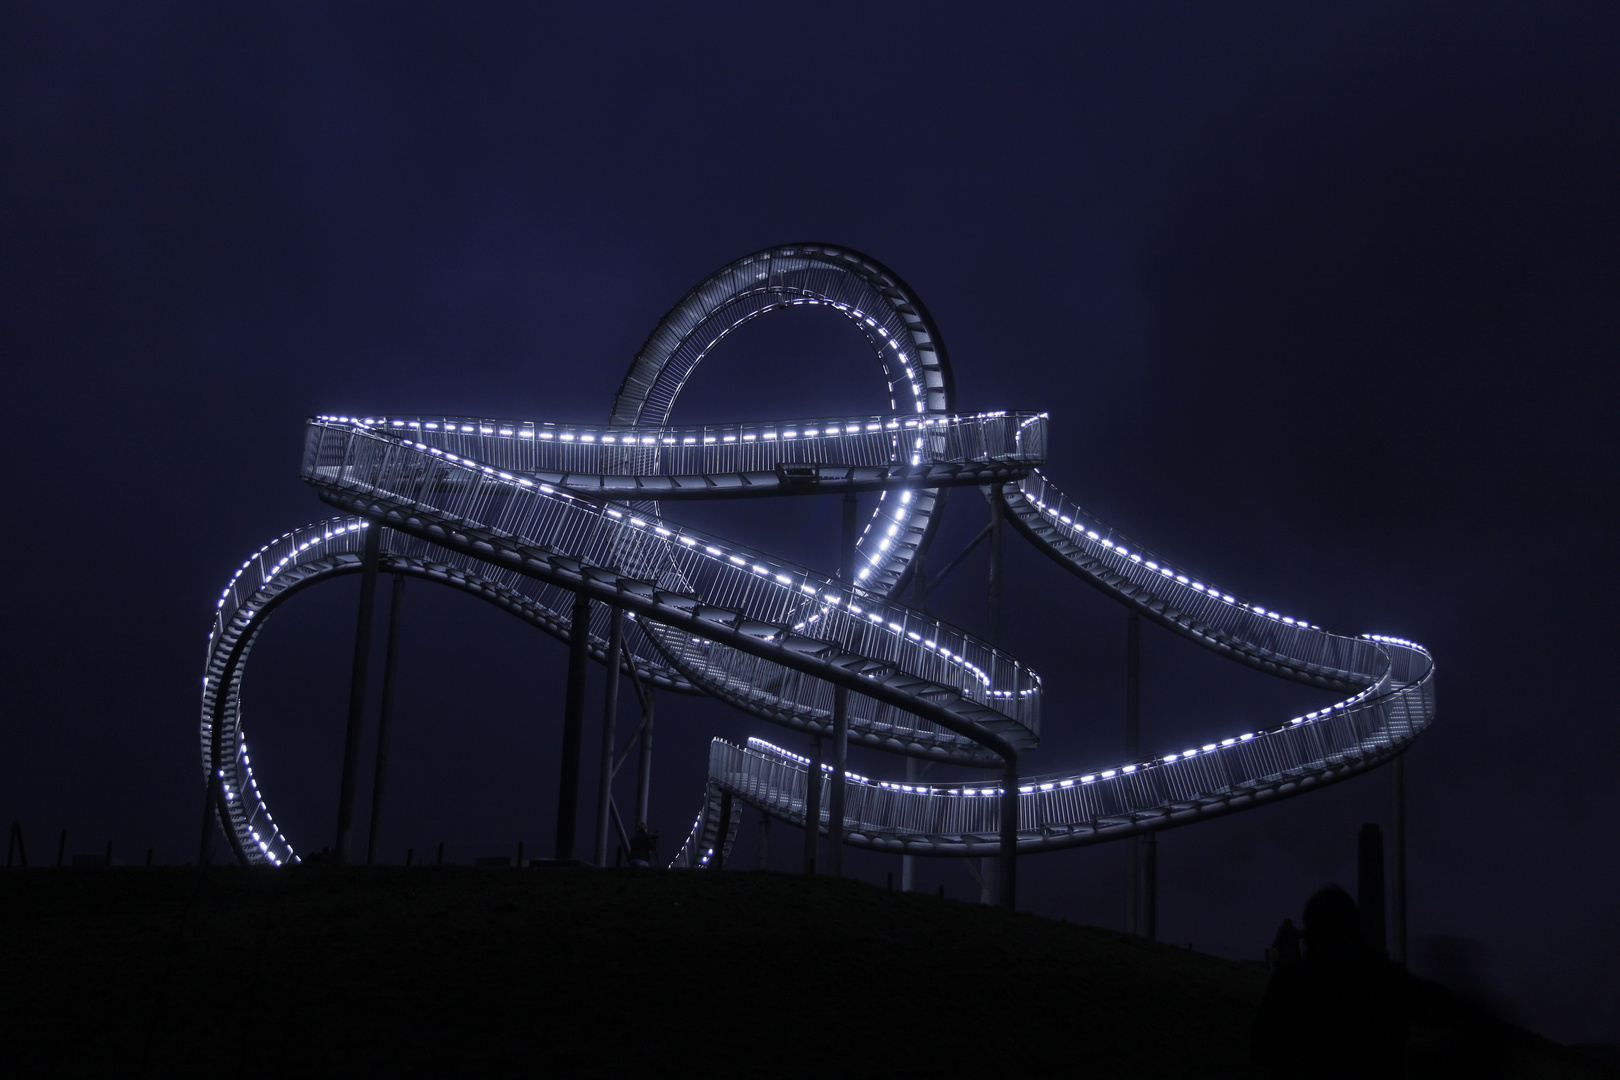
[611,242,955,598]
[692,472,1434,859]
[201,516,709,866]
[301,415,1043,761]
[200,241,1434,872]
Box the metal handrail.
[698,637,1431,856]
[302,419,1041,754]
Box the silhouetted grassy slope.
[1,868,1609,1078]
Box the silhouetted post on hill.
[1359,823,1387,958]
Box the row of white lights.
[323,419,1034,708]
[329,412,1024,446]
[1026,494,1323,631]
[326,411,972,594]
[744,629,1428,803]
[208,517,397,867]
[212,519,370,621]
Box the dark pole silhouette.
[1358,822,1387,957]
[366,573,406,866]
[1391,755,1407,965]
[803,735,823,874]
[335,522,382,864]
[593,610,624,867]
[826,490,858,878]
[984,495,1004,906]
[555,592,592,861]
[1126,611,1141,934]
[632,678,655,828]
[1142,831,1157,941]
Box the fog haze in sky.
[4,2,1616,1047]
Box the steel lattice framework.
[199,243,1433,879]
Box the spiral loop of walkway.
[199,242,1434,876]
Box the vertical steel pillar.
[901,756,918,892]
[1358,823,1388,957]
[1391,755,1407,965]
[826,490,857,878]
[555,592,591,862]
[634,684,655,828]
[757,811,771,870]
[1142,831,1157,941]
[366,573,406,866]
[802,735,823,875]
[999,754,1018,910]
[197,772,219,866]
[987,493,1003,647]
[335,522,382,865]
[713,791,733,870]
[903,538,925,893]
[982,494,1003,905]
[1125,611,1141,934]
[593,611,624,867]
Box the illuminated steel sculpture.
[200,244,1434,909]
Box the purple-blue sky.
[4,2,1616,1047]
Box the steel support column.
[713,791,733,870]
[1359,823,1387,957]
[826,490,857,878]
[983,494,1003,905]
[987,492,1003,647]
[901,756,918,892]
[633,681,655,828]
[999,755,1018,910]
[757,810,770,870]
[803,735,823,875]
[555,592,591,861]
[335,522,382,865]
[1142,831,1157,941]
[1391,755,1407,965]
[903,538,925,892]
[1125,611,1141,934]
[366,573,405,865]
[593,610,624,867]
[197,770,221,866]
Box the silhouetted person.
[1251,884,1409,1078]
[629,822,657,868]
[1272,917,1302,966]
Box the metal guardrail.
[697,635,1431,856]
[199,242,1433,877]
[301,418,1041,756]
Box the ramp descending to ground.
[198,242,1433,874]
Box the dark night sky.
[4,2,1617,1047]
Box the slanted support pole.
[826,489,857,878]
[1391,755,1408,965]
[555,592,591,862]
[1126,611,1141,934]
[999,754,1018,910]
[593,610,624,867]
[335,521,382,865]
[803,735,823,875]
[367,573,406,866]
[633,679,655,828]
